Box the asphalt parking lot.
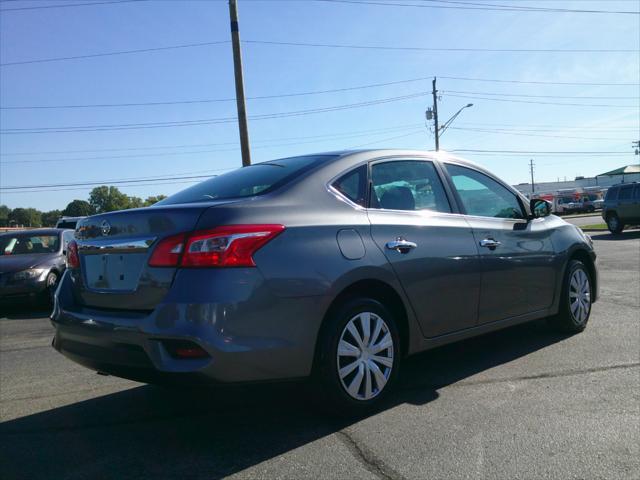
[1,230,638,480]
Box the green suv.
[602,182,640,233]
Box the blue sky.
[1,0,639,211]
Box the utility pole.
[529,159,535,193]
[229,0,251,166]
[432,77,440,151]
[633,140,639,155]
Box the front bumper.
[0,275,47,300]
[51,270,327,384]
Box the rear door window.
[633,185,640,200]
[159,155,336,205]
[370,160,451,212]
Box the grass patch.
[580,224,608,231]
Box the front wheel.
[548,260,592,333]
[45,271,59,305]
[313,298,401,413]
[606,213,623,234]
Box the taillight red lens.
[66,240,80,269]
[148,225,284,268]
[148,233,186,267]
[182,225,285,267]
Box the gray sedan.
[51,150,598,411]
[1,228,74,304]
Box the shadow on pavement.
[0,302,52,320]
[590,229,640,241]
[0,320,572,479]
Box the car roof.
[0,228,66,237]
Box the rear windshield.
[158,155,336,205]
[55,221,77,229]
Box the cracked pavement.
[1,230,639,479]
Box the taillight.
[148,233,186,267]
[148,225,285,268]
[182,225,285,267]
[66,240,80,269]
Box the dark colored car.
[55,216,86,230]
[51,150,598,411]
[0,229,75,304]
[601,182,640,233]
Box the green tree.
[41,210,62,227]
[9,208,42,227]
[128,196,144,209]
[144,195,167,207]
[0,205,10,227]
[63,199,94,217]
[89,186,131,213]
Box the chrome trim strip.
[77,237,157,254]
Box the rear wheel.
[606,213,624,234]
[548,259,592,333]
[314,298,400,413]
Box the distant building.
[514,164,640,196]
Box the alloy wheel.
[569,269,590,324]
[336,311,394,401]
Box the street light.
[439,103,473,138]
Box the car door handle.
[479,238,501,250]
[385,238,417,254]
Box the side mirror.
[530,198,551,219]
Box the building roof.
[598,164,640,176]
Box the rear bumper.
[51,270,328,384]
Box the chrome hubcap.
[337,312,394,401]
[569,269,591,323]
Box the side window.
[605,188,618,201]
[370,160,451,213]
[332,165,367,207]
[62,230,75,250]
[633,185,640,200]
[618,185,633,200]
[446,164,524,219]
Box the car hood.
[0,253,58,274]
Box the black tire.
[313,297,401,414]
[548,260,592,333]
[606,213,624,234]
[44,271,59,305]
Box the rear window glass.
[618,186,633,200]
[56,221,76,229]
[332,165,367,207]
[159,155,336,205]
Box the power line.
[0,77,436,110]
[5,76,639,111]
[0,179,202,194]
[0,92,431,134]
[444,90,639,100]
[448,126,633,141]
[0,174,220,191]
[439,76,639,87]
[3,39,633,68]
[0,124,427,163]
[0,123,424,157]
[244,39,635,53]
[0,0,148,12]
[455,121,639,131]
[451,149,632,155]
[313,0,640,14]
[0,41,229,67]
[443,93,638,108]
